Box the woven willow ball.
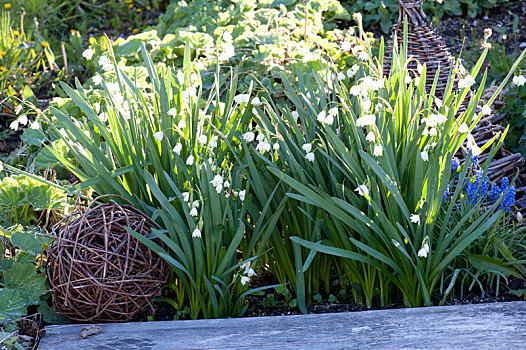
[47,195,168,322]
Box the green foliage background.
[341,0,509,33]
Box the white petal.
[302,143,312,153]
[153,131,164,142]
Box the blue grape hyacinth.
[445,157,515,212]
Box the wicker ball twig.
[47,195,168,322]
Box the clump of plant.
[461,22,526,157]
[29,42,276,319]
[0,173,67,228]
[0,220,70,348]
[440,157,526,300]
[0,7,56,139]
[0,225,51,325]
[0,0,161,46]
[243,21,525,309]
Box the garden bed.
[1,1,526,349]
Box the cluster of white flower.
[458,74,476,89]
[512,75,526,86]
[9,115,28,131]
[417,236,430,258]
[350,44,368,60]
[256,137,271,153]
[347,64,360,79]
[181,85,198,101]
[350,76,384,96]
[169,108,189,130]
[209,135,218,148]
[421,113,447,137]
[422,113,447,128]
[410,214,420,224]
[242,130,279,154]
[317,108,337,125]
[98,55,113,72]
[481,104,492,116]
[302,143,315,162]
[219,42,236,61]
[210,174,224,193]
[168,106,185,128]
[240,261,256,286]
[355,114,375,128]
[234,94,250,104]
[82,48,94,60]
[189,199,199,217]
[104,82,132,117]
[373,143,383,157]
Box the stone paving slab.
[38,301,526,350]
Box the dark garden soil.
[143,269,526,322]
[437,2,526,57]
